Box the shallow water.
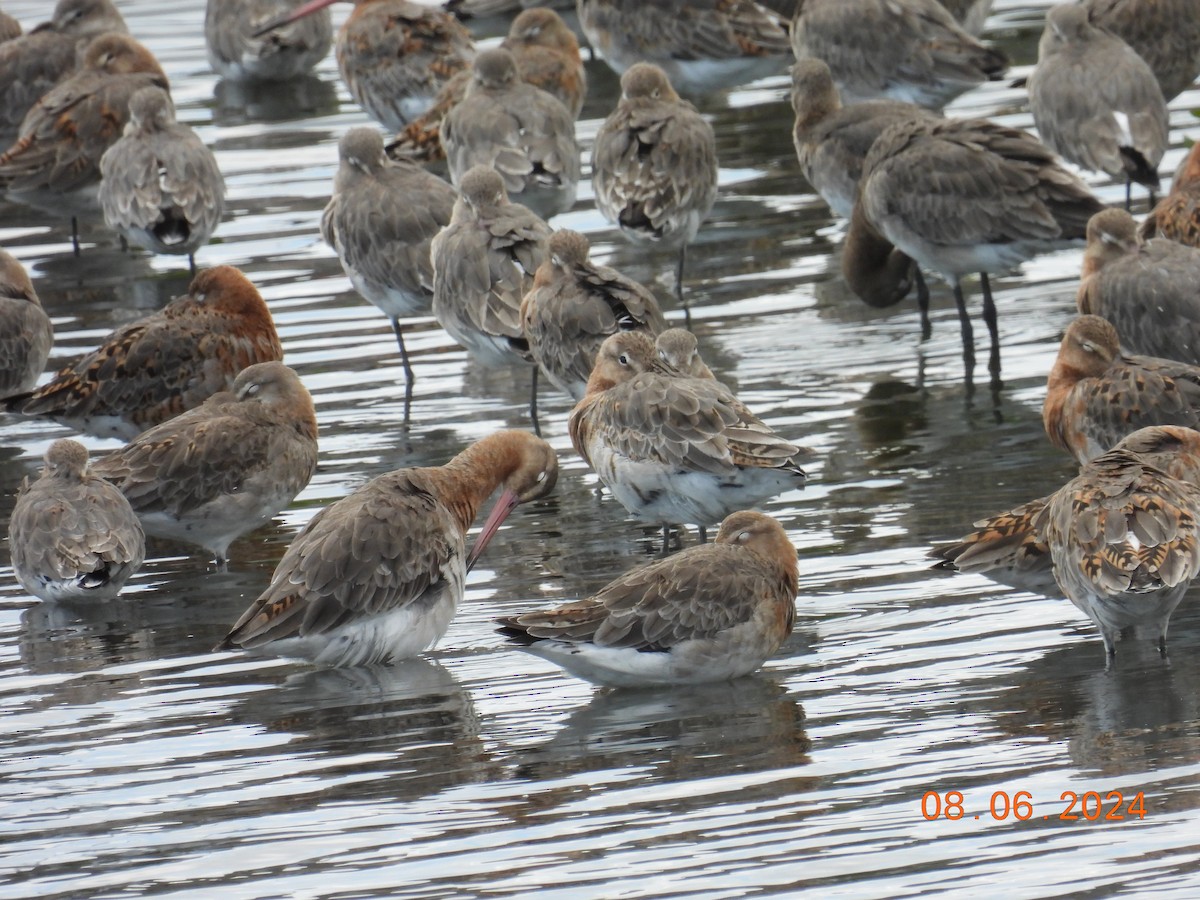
[3,1,1200,896]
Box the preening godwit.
[1084,0,1200,103]
[440,47,579,217]
[255,0,475,130]
[98,86,226,272]
[1044,316,1200,464]
[321,127,456,387]
[7,266,282,440]
[205,0,333,82]
[790,0,1006,109]
[844,116,1103,384]
[215,429,558,667]
[498,510,797,687]
[935,425,1200,658]
[1028,4,1167,209]
[0,247,52,400]
[592,63,718,306]
[1077,208,1200,366]
[389,7,585,163]
[568,332,808,547]
[0,0,129,137]
[9,439,144,603]
[90,362,318,565]
[520,228,666,403]
[576,0,790,95]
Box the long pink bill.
[466,488,521,572]
[252,0,338,38]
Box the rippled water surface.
[4,1,1200,896]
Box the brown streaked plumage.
[568,332,808,546]
[255,0,475,130]
[205,0,333,82]
[98,86,226,272]
[1142,142,1200,247]
[1077,208,1200,366]
[577,0,790,96]
[790,0,1006,109]
[1044,315,1200,464]
[0,247,52,400]
[592,63,718,306]
[430,166,550,372]
[654,327,716,381]
[1042,426,1200,657]
[321,127,456,386]
[1028,4,1167,209]
[389,8,585,164]
[790,58,938,222]
[0,33,168,205]
[845,115,1103,384]
[520,228,666,403]
[440,47,579,218]
[931,495,1059,597]
[1084,0,1200,103]
[934,426,1200,657]
[215,429,559,667]
[498,509,797,686]
[7,266,283,440]
[9,438,145,603]
[90,361,318,565]
[0,0,129,137]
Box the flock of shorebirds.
[2,0,1200,686]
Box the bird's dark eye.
[618,353,630,365]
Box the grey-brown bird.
[7,266,283,440]
[569,331,808,547]
[0,247,52,400]
[1084,0,1200,103]
[790,58,938,222]
[99,86,226,273]
[389,8,585,164]
[576,0,790,96]
[843,115,1103,384]
[0,33,168,252]
[9,438,145,603]
[790,0,1007,109]
[592,63,718,306]
[520,228,666,404]
[1028,4,1167,210]
[441,47,579,219]
[91,361,318,565]
[205,0,333,82]
[0,0,129,138]
[934,425,1200,658]
[321,127,456,387]
[1077,208,1200,366]
[215,429,558,667]
[431,166,550,396]
[1044,315,1200,464]
[253,0,475,130]
[498,510,797,686]
[654,327,716,381]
